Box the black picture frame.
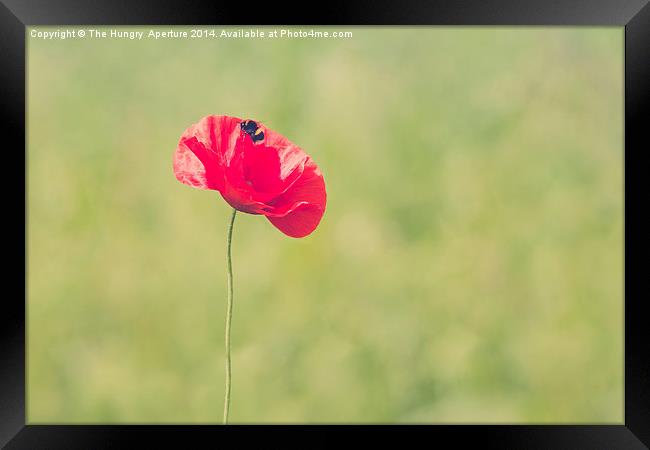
[2,0,648,448]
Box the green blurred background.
[27,27,623,423]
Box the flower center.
[240,120,265,143]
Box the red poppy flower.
[173,115,327,238]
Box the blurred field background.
[27,27,623,423]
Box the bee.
[240,120,265,143]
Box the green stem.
[223,208,237,424]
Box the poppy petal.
[174,137,222,190]
[264,159,326,238]
[173,115,241,192]
[267,204,325,238]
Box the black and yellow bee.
[240,120,265,143]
